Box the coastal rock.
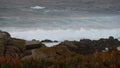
[41,39,55,42]
[0,30,120,60]
[23,36,120,60]
[0,30,11,45]
[58,40,78,48]
[53,40,58,42]
[56,36,120,54]
[0,31,11,56]
[25,40,44,50]
[0,31,26,57]
[41,39,53,42]
[0,31,45,58]
[33,46,73,59]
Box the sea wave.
[0,15,120,29]
[30,6,45,9]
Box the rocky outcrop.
[1,30,120,60]
[29,36,120,60]
[25,40,44,50]
[0,30,11,46]
[57,36,120,54]
[0,31,44,58]
[0,30,11,56]
[0,31,26,57]
[41,39,58,43]
[33,45,73,60]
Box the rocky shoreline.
[0,30,120,59]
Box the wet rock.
[41,39,53,42]
[41,39,58,43]
[53,40,58,42]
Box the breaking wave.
[30,6,45,9]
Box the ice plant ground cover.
[0,48,120,68]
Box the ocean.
[0,7,120,41]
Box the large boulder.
[0,30,26,57]
[0,30,11,56]
[25,39,43,50]
[0,30,11,45]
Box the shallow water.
[42,42,60,47]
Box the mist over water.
[0,8,120,41]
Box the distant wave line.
[30,6,45,9]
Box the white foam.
[117,46,120,51]
[30,6,45,9]
[42,42,60,47]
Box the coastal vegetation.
[0,48,120,68]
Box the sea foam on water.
[30,6,45,9]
